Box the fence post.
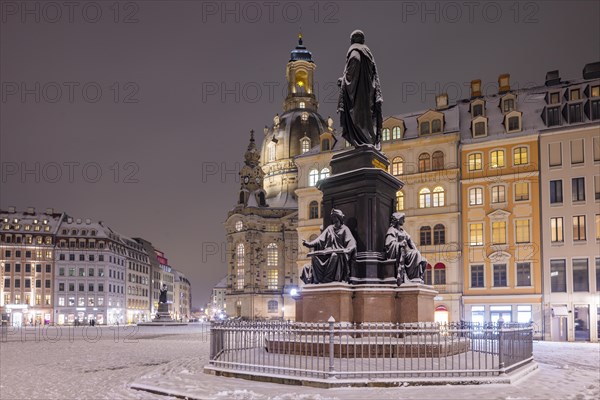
[328,316,335,379]
[498,325,505,374]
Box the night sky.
[1,1,599,307]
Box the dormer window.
[299,102,305,109]
[472,103,484,117]
[472,116,488,138]
[592,86,599,98]
[321,138,330,151]
[550,92,560,104]
[505,111,522,133]
[300,137,311,154]
[431,119,442,133]
[308,169,319,186]
[570,89,580,101]
[319,168,330,180]
[267,142,276,162]
[420,121,430,135]
[502,97,515,113]
[382,128,390,141]
[392,126,402,140]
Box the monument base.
[296,282,437,324]
[137,303,187,326]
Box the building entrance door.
[551,316,568,341]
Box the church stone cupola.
[285,33,318,112]
[238,130,267,207]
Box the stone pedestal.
[394,283,437,324]
[318,147,404,285]
[295,283,353,323]
[295,283,437,324]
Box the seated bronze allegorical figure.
[301,209,357,284]
[384,212,427,286]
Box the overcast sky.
[1,1,599,307]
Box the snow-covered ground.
[0,324,598,400]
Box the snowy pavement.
[0,324,598,400]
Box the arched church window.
[267,142,276,162]
[300,137,311,154]
[267,243,278,267]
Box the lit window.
[267,243,278,267]
[308,169,319,186]
[550,92,560,104]
[267,142,276,162]
[382,128,390,141]
[419,153,431,172]
[550,217,563,243]
[492,221,507,244]
[396,191,404,211]
[392,126,401,140]
[319,168,330,181]
[570,89,580,101]
[490,150,505,168]
[432,186,445,207]
[513,147,528,165]
[592,86,600,98]
[235,221,243,231]
[516,220,530,243]
[299,102,305,109]
[236,268,244,290]
[419,188,431,208]
[468,153,482,171]
[572,215,586,241]
[391,157,403,175]
[469,187,483,206]
[469,223,483,246]
[301,112,308,122]
[515,182,529,201]
[491,185,506,203]
[236,244,245,267]
[596,215,600,240]
[267,269,278,290]
[300,138,311,154]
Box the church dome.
[261,109,329,162]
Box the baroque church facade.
[224,36,332,320]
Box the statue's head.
[331,208,345,226]
[390,212,406,226]
[350,30,365,44]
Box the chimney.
[85,218,91,225]
[545,70,561,86]
[583,61,600,79]
[67,217,73,224]
[470,79,482,98]
[45,208,54,215]
[435,93,449,110]
[76,218,82,224]
[26,207,35,214]
[498,73,510,94]
[8,206,16,213]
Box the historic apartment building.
[173,270,191,321]
[0,208,191,326]
[0,207,62,326]
[459,75,543,333]
[538,69,600,341]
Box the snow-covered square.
[1,324,598,400]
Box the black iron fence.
[208,320,533,382]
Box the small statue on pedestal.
[384,212,427,285]
[301,209,357,284]
[159,284,168,304]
